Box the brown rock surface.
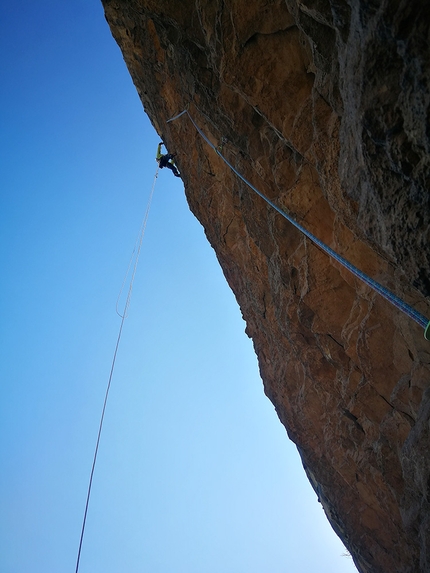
[101,1,430,571]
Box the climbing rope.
[168,109,430,340]
[116,168,158,318]
[74,166,159,573]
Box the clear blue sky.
[0,2,357,572]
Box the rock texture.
[101,1,430,571]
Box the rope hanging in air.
[74,165,159,573]
[168,109,430,340]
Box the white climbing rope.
[75,165,159,573]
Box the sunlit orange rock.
[102,1,430,571]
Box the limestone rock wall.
[101,1,430,571]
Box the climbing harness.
[74,166,159,573]
[168,109,430,340]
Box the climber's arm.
[156,143,163,160]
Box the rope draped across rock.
[167,109,430,340]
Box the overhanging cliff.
[101,1,430,571]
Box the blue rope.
[168,110,430,339]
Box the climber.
[156,142,180,177]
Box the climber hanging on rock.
[156,142,180,177]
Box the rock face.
[101,1,430,571]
